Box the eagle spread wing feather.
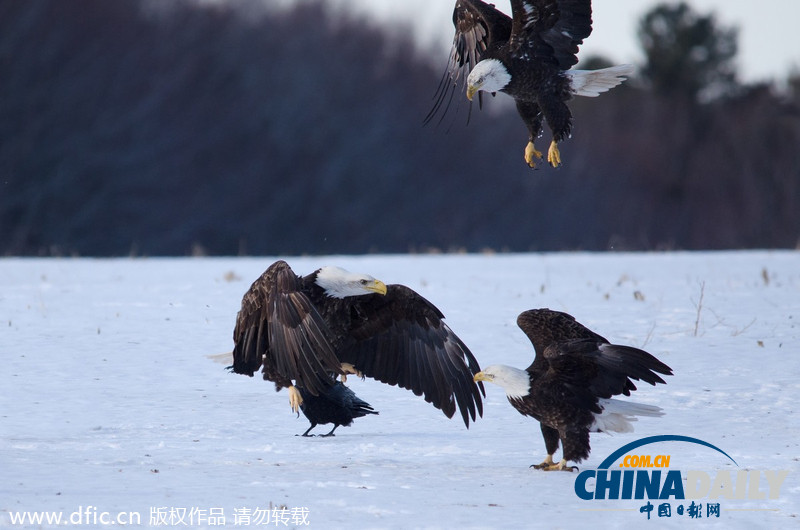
[338,285,485,426]
[518,307,606,359]
[424,0,512,125]
[232,261,342,396]
[519,309,672,413]
[452,0,511,75]
[509,0,592,68]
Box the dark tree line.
[1,0,798,256]
[638,2,738,101]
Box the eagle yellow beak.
[473,371,492,383]
[366,280,388,296]
[466,84,478,101]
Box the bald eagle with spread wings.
[426,0,633,168]
[474,309,672,470]
[231,261,485,428]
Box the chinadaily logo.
[574,435,789,520]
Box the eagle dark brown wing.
[517,309,672,412]
[517,308,607,359]
[424,0,513,125]
[231,260,342,396]
[541,339,672,413]
[337,285,485,427]
[509,0,592,69]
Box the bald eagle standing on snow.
[426,0,633,168]
[232,261,485,428]
[473,309,672,471]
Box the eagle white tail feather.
[591,398,664,433]
[568,64,634,97]
[207,351,233,365]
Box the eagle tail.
[207,351,233,365]
[567,65,634,97]
[591,398,663,433]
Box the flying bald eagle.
[298,381,378,437]
[473,309,672,471]
[231,260,485,428]
[426,0,633,168]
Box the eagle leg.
[547,140,561,168]
[288,385,303,414]
[524,141,543,168]
[531,457,578,472]
[531,456,578,473]
[531,454,555,469]
[339,362,363,384]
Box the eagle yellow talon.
[339,362,363,383]
[288,385,303,414]
[531,454,555,469]
[547,140,561,168]
[524,141,543,168]
[531,457,577,472]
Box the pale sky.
[336,0,800,84]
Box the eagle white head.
[473,364,530,399]
[466,58,512,100]
[315,266,388,299]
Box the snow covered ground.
[2,252,798,529]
